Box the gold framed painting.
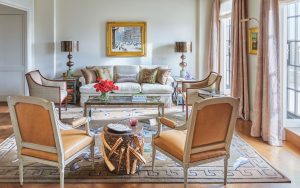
[106,22,147,57]
[248,27,258,55]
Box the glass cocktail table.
[83,95,165,117]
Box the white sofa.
[79,65,174,107]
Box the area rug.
[0,107,290,184]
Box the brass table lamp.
[61,41,79,77]
[175,42,192,78]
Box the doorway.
[0,5,26,101]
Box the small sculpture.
[185,71,194,80]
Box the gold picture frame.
[248,27,258,55]
[106,22,147,57]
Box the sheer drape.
[208,0,220,73]
[231,0,250,120]
[251,0,283,146]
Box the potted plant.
[94,79,119,101]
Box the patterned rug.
[0,106,290,184]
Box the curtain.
[231,0,250,120]
[251,0,283,146]
[208,0,220,73]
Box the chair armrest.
[154,117,187,138]
[42,79,67,91]
[160,117,176,129]
[165,76,174,86]
[182,80,209,91]
[79,76,86,85]
[59,117,92,137]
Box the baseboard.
[285,127,300,149]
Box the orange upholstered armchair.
[182,72,222,120]
[152,97,239,187]
[7,96,95,188]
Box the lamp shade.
[61,41,79,52]
[175,42,192,53]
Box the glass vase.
[99,92,110,101]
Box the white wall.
[54,0,197,78]
[34,0,56,77]
[247,0,260,120]
[197,0,213,79]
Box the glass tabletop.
[85,95,164,105]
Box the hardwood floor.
[1,105,300,188]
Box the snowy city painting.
[106,22,147,57]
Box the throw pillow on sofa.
[95,67,113,80]
[81,69,97,84]
[140,68,158,84]
[156,69,171,85]
[116,73,138,83]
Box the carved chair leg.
[59,165,65,188]
[185,104,189,121]
[184,166,188,188]
[59,103,62,120]
[65,98,68,111]
[224,157,228,185]
[91,145,95,169]
[152,145,156,171]
[19,158,23,185]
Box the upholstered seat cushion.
[154,130,226,162]
[21,129,93,162]
[141,83,174,94]
[113,82,142,94]
[182,90,205,105]
[79,83,97,93]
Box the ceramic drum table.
[101,123,145,175]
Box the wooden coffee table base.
[101,124,145,175]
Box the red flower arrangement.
[94,79,119,93]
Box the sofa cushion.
[116,73,138,83]
[81,69,97,84]
[114,82,141,94]
[141,83,174,94]
[156,69,171,85]
[140,68,158,84]
[114,65,139,83]
[95,66,113,80]
[79,83,97,93]
[139,65,168,82]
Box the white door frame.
[279,0,300,127]
[0,0,34,96]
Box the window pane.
[288,66,295,89]
[288,18,296,40]
[297,92,300,116]
[288,89,295,114]
[283,2,300,121]
[297,67,300,90]
[220,0,232,16]
[297,42,300,65]
[288,3,296,17]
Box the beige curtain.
[251,0,283,146]
[208,0,220,73]
[231,0,250,120]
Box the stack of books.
[132,95,147,102]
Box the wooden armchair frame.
[152,97,239,187]
[7,96,95,188]
[182,72,222,120]
[25,70,68,119]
